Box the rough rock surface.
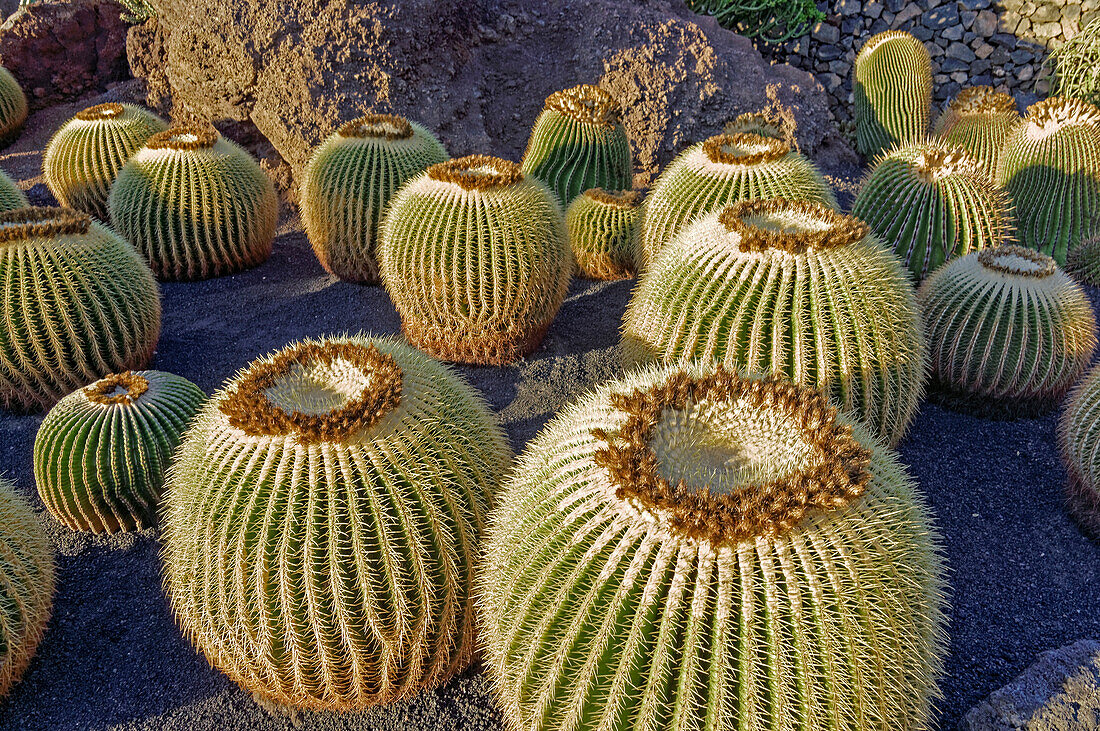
[962,639,1100,730]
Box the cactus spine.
[1066,235,1100,286]
[933,86,1020,176]
[0,167,28,212]
[479,362,947,731]
[1059,362,1100,536]
[853,31,932,158]
[0,66,27,146]
[300,113,448,284]
[565,188,640,280]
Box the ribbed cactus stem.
[1066,235,1100,285]
[0,66,27,146]
[933,86,1020,175]
[1059,363,1100,536]
[0,167,28,212]
[565,187,640,280]
[853,31,932,158]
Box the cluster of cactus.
[0,167,28,211]
[933,86,1020,175]
[623,198,927,446]
[638,132,836,266]
[1050,16,1100,108]
[480,361,947,731]
[378,155,571,365]
[1059,362,1100,536]
[162,335,512,710]
[34,370,205,533]
[0,66,27,146]
[44,103,168,221]
[852,140,1015,281]
[0,207,161,411]
[564,188,640,280]
[109,124,279,280]
[918,245,1097,415]
[853,30,932,158]
[300,113,448,283]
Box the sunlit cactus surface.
[565,187,640,280]
[853,30,932,158]
[933,86,1020,175]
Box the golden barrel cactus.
[933,86,1020,176]
[564,188,640,280]
[853,31,932,158]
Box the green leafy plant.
[1051,16,1100,108]
[685,0,824,43]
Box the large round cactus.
[623,199,927,446]
[479,362,947,731]
[1066,235,1100,286]
[565,188,639,280]
[0,167,28,212]
[300,113,448,284]
[997,97,1100,266]
[162,335,512,710]
[0,207,161,411]
[638,133,836,267]
[520,84,632,208]
[1059,362,1100,536]
[108,124,279,280]
[378,155,572,365]
[33,370,205,533]
[43,103,168,221]
[853,31,932,159]
[0,66,27,146]
[933,86,1020,176]
[852,140,1015,282]
[917,244,1097,414]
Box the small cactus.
[162,335,512,710]
[638,133,837,267]
[108,124,279,280]
[623,199,927,446]
[520,84,633,208]
[43,103,168,221]
[0,167,28,212]
[853,30,933,158]
[378,155,571,365]
[0,207,161,411]
[479,362,947,731]
[300,113,448,284]
[564,188,640,280]
[918,244,1097,414]
[1059,362,1100,536]
[33,370,205,533]
[0,66,27,147]
[933,86,1020,176]
[997,97,1100,266]
[852,140,1015,281]
[1066,235,1100,286]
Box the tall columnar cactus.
[34,370,205,533]
[162,335,512,710]
[638,133,836,267]
[0,66,27,146]
[917,245,1097,414]
[43,103,168,221]
[0,167,28,212]
[108,124,279,280]
[852,140,1015,281]
[997,97,1100,266]
[300,113,448,284]
[1059,363,1100,536]
[479,362,947,731]
[565,188,640,280]
[378,155,572,365]
[520,84,633,208]
[1066,235,1100,286]
[853,31,933,158]
[933,86,1020,176]
[0,476,54,700]
[0,207,161,411]
[624,199,927,446]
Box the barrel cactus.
[162,335,512,710]
[853,31,932,159]
[479,361,947,731]
[565,188,640,280]
[33,370,205,533]
[0,476,54,700]
[997,97,1100,266]
[638,133,837,267]
[918,245,1097,414]
[623,199,927,446]
[0,167,28,211]
[300,113,448,284]
[43,103,168,221]
[852,140,1015,281]
[0,66,27,146]
[0,207,161,412]
[378,155,571,365]
[933,86,1020,175]
[1059,363,1100,536]
[724,110,787,141]
[108,124,279,280]
[1066,235,1100,286]
[520,84,632,208]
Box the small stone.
[911,25,934,41]
[869,19,889,35]
[975,42,994,59]
[975,10,998,37]
[923,4,959,30]
[1032,4,1060,23]
[818,44,842,61]
[946,41,977,62]
[928,42,946,57]
[961,10,977,29]
[894,4,922,26]
[1064,18,1080,38]
[1011,49,1034,64]
[1035,78,1051,95]
[837,0,861,16]
[812,21,840,45]
[841,17,861,35]
[971,73,993,87]
[951,71,968,84]
[864,2,883,19]
[881,10,894,25]
[820,72,844,93]
[943,25,964,41]
[828,59,847,75]
[941,81,963,100]
[972,59,991,75]
[934,73,950,85]
[992,33,1018,49]
[1018,65,1034,81]
[941,58,970,73]
[1035,21,1064,38]
[999,11,1022,34]
[958,0,991,8]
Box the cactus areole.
[428,154,523,190]
[543,84,621,127]
[337,113,414,140]
[145,124,219,151]
[978,244,1057,278]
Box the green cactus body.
[0,66,27,146]
[1066,235,1100,285]
[623,199,927,446]
[933,86,1020,176]
[33,370,205,533]
[0,476,54,700]
[378,155,572,365]
[0,167,28,212]
[520,84,633,208]
[108,124,279,280]
[162,335,512,710]
[917,244,1097,414]
[638,133,837,268]
[852,140,1015,282]
[300,113,448,284]
[853,31,932,158]
[43,103,168,221]
[997,97,1100,266]
[565,188,640,280]
[0,207,161,412]
[1059,363,1100,536]
[479,362,947,731]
